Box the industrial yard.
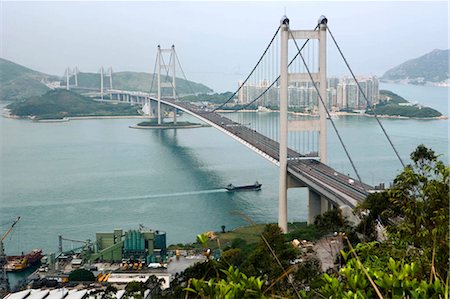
[1,225,206,298]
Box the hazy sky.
[1,1,449,92]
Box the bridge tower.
[99,66,104,100]
[73,67,79,87]
[278,16,328,232]
[156,45,177,124]
[65,67,71,90]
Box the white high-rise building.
[237,75,379,111]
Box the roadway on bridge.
[162,98,372,208]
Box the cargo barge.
[5,249,43,272]
[226,181,262,192]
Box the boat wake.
[4,189,228,208]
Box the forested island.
[367,90,443,118]
[6,89,140,120]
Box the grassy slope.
[7,89,140,118]
[0,58,56,100]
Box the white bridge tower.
[278,16,328,232]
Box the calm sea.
[1,83,448,261]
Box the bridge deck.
[162,98,372,208]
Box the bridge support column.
[321,197,330,214]
[173,108,177,125]
[319,21,327,163]
[278,16,289,233]
[308,189,331,224]
[308,189,322,225]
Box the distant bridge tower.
[65,67,71,90]
[73,67,79,87]
[64,67,78,90]
[278,16,328,232]
[99,66,104,100]
[107,67,113,90]
[156,45,177,124]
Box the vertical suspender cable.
[149,55,158,94]
[327,26,405,168]
[289,28,365,187]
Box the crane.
[58,235,92,254]
[1,216,21,293]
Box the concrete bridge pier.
[308,188,331,225]
[173,108,177,124]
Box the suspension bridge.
[62,15,405,233]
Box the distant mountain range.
[0,58,213,101]
[381,49,449,85]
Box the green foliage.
[367,103,442,118]
[184,266,266,299]
[367,90,442,118]
[237,224,297,295]
[196,233,209,249]
[314,208,350,234]
[338,145,450,297]
[379,90,409,104]
[305,254,448,299]
[386,145,449,276]
[125,281,144,296]
[285,224,323,242]
[144,275,165,297]
[68,269,95,281]
[7,89,140,118]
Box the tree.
[311,145,450,297]
[185,266,266,299]
[68,269,95,282]
[240,224,298,296]
[125,281,144,297]
[102,285,117,299]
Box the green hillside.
[366,90,442,118]
[0,58,57,101]
[7,89,140,119]
[63,71,213,95]
[381,49,449,84]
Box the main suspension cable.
[174,50,196,95]
[149,53,158,94]
[289,28,365,187]
[212,25,281,112]
[234,24,320,111]
[327,26,405,168]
